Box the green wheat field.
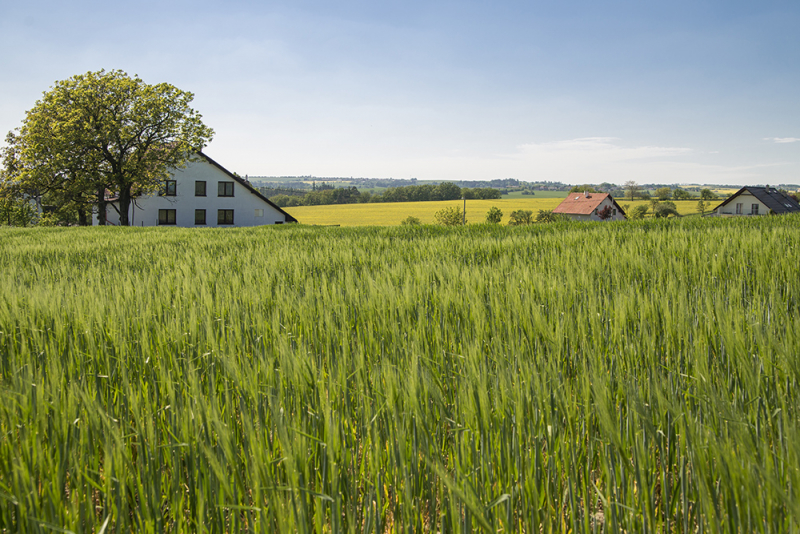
[1,216,799,533]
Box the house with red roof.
[553,192,626,221]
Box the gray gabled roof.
[198,151,298,223]
[714,186,800,214]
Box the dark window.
[218,209,234,225]
[195,209,206,225]
[218,182,234,197]
[751,204,759,215]
[163,180,177,196]
[158,209,176,225]
[195,181,207,197]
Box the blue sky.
[1,0,798,185]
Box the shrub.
[534,210,569,223]
[485,206,503,224]
[401,215,422,226]
[434,206,464,226]
[508,209,534,225]
[629,205,649,219]
[653,201,680,218]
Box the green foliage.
[2,217,800,532]
[697,199,709,214]
[508,209,534,225]
[655,187,672,200]
[400,215,422,225]
[0,191,38,227]
[3,70,214,225]
[673,188,692,200]
[629,204,649,219]
[700,188,716,200]
[433,206,464,225]
[653,200,680,218]
[485,206,503,224]
[534,209,568,223]
[462,187,502,200]
[568,185,600,193]
[624,180,640,201]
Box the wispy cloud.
[764,137,800,144]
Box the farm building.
[712,186,800,217]
[95,152,297,227]
[553,192,626,221]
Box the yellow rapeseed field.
[284,197,712,225]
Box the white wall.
[590,197,626,221]
[99,158,291,227]
[715,191,769,216]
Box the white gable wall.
[99,158,291,227]
[591,196,626,221]
[715,191,770,216]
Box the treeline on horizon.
[264,182,502,207]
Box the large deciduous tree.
[2,70,213,225]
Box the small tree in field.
[655,187,672,200]
[629,204,649,219]
[434,206,464,226]
[508,209,534,225]
[673,188,692,200]
[654,201,679,218]
[401,215,421,225]
[696,200,709,215]
[485,206,503,224]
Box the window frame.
[163,180,177,197]
[217,209,234,225]
[218,181,234,197]
[158,209,176,225]
[195,209,206,225]
[751,203,759,215]
[195,181,207,197]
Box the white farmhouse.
[712,186,800,217]
[96,152,297,226]
[552,192,627,221]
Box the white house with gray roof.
[95,152,297,227]
[712,186,800,217]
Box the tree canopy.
[1,70,214,225]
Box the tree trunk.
[96,188,106,225]
[118,187,131,226]
[78,209,88,226]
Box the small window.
[751,204,759,215]
[255,209,263,217]
[195,209,206,225]
[735,203,743,214]
[158,209,176,225]
[163,180,177,196]
[218,182,234,197]
[195,181,207,197]
[218,209,234,225]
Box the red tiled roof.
[553,192,610,215]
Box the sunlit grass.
[1,215,799,532]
